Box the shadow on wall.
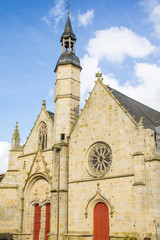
[0,233,13,240]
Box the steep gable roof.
[47,111,54,122]
[109,86,160,130]
[0,174,5,182]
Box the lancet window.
[38,122,47,150]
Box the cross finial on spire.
[66,0,71,14]
[42,100,46,109]
[95,72,102,81]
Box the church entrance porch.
[94,203,109,240]
[33,205,41,240]
[33,204,50,240]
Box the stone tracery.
[38,122,47,150]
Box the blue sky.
[1,0,160,173]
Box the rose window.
[88,143,112,176]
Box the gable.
[69,80,146,182]
[23,108,54,155]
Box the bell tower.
[50,12,82,240]
[54,12,82,142]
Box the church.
[1,12,160,240]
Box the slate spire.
[61,13,76,42]
[55,12,81,71]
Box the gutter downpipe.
[67,136,70,234]
[20,195,24,232]
[57,148,61,240]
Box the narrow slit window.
[61,134,65,140]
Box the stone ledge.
[132,152,144,156]
[0,186,18,189]
[133,182,145,186]
[69,173,134,184]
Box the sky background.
[0,0,160,173]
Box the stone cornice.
[133,182,145,186]
[51,189,67,193]
[18,148,53,158]
[52,142,68,150]
[54,94,80,103]
[7,170,19,172]
[0,185,18,189]
[69,173,134,184]
[55,77,80,84]
[132,152,144,156]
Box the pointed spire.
[61,13,76,42]
[11,122,21,150]
[55,12,81,71]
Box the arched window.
[38,122,47,150]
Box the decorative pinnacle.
[11,121,21,150]
[13,122,20,139]
[139,117,144,126]
[95,72,102,81]
[42,100,46,109]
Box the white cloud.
[87,27,155,63]
[149,4,160,38]
[141,0,160,38]
[41,16,50,25]
[104,62,160,111]
[80,54,100,106]
[80,26,159,110]
[140,0,158,9]
[0,142,10,174]
[49,0,65,25]
[80,55,160,112]
[42,0,65,26]
[78,9,94,27]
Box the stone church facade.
[1,13,160,240]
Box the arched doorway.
[45,204,50,240]
[33,204,41,240]
[23,174,51,240]
[94,202,109,240]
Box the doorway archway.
[94,202,109,240]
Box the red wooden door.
[33,204,41,240]
[94,203,109,240]
[45,204,50,240]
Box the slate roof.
[108,86,160,130]
[47,111,54,122]
[55,52,81,71]
[0,174,5,182]
[61,14,76,42]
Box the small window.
[39,122,47,150]
[61,133,65,140]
